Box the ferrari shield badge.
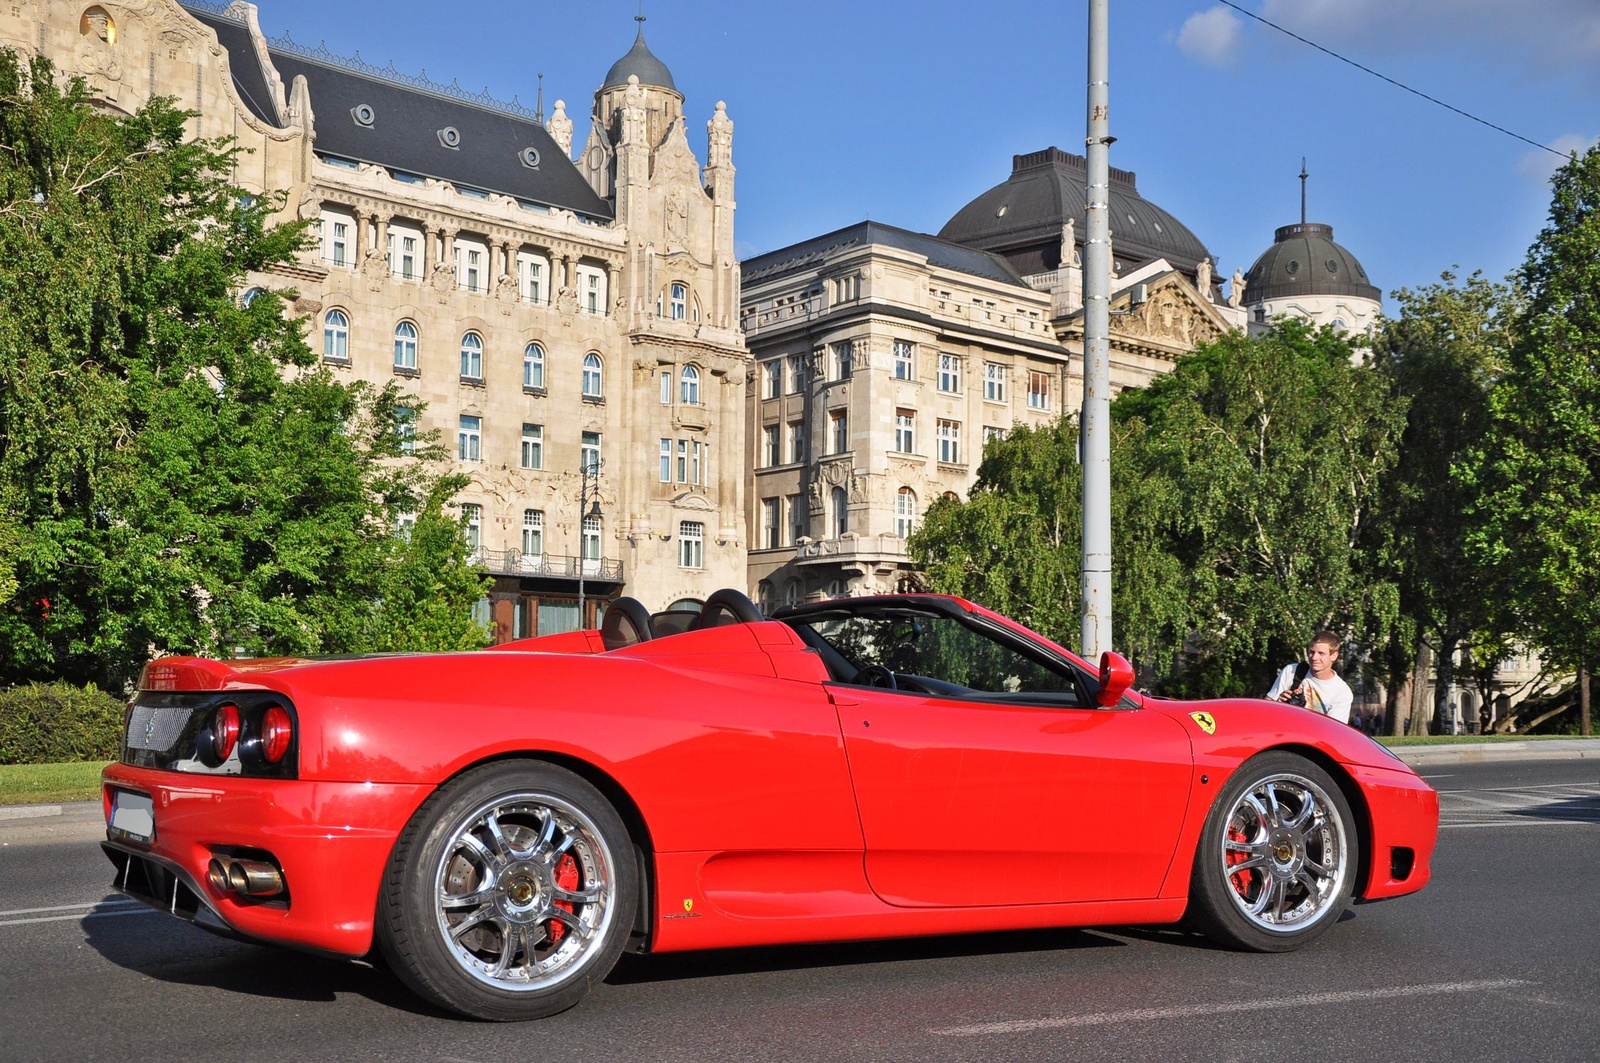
[683,898,694,913]
[1189,711,1217,735]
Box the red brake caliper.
[1226,825,1255,898]
[547,853,580,946]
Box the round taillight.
[212,704,241,762]
[260,706,293,764]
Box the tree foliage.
[0,52,487,691]
[912,320,1405,698]
[1462,146,1600,733]
[1369,271,1516,731]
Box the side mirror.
[1097,651,1135,707]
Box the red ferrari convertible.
[101,590,1437,1020]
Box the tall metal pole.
[1080,0,1113,661]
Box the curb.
[0,803,66,821]
[1394,739,1600,767]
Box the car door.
[817,612,1193,908]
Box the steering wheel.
[854,664,898,690]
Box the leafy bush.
[0,683,125,764]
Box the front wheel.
[1188,751,1358,952]
[376,761,638,1020]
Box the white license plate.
[108,789,155,843]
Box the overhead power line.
[1214,0,1567,158]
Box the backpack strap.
[1292,661,1310,687]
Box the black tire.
[1187,751,1358,952]
[376,761,638,1020]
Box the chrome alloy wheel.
[1219,773,1349,932]
[432,793,616,991]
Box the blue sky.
[248,0,1600,306]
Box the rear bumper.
[1347,762,1439,900]
[100,763,431,957]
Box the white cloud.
[1516,133,1600,182]
[1176,7,1245,68]
[1255,0,1600,76]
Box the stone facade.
[11,2,749,639]
[741,223,1236,606]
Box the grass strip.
[0,761,111,805]
[1377,734,1597,747]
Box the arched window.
[757,581,775,614]
[582,352,603,397]
[459,332,483,380]
[323,309,349,360]
[895,487,917,538]
[241,287,263,308]
[783,580,801,607]
[680,364,700,405]
[393,321,418,370]
[832,486,848,539]
[670,283,687,321]
[523,342,545,390]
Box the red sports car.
[101,590,1437,1020]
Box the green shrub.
[0,682,126,764]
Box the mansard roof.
[743,221,1027,288]
[185,6,613,220]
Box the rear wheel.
[377,761,637,1020]
[1188,751,1357,952]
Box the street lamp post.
[577,457,602,627]
[1080,0,1113,661]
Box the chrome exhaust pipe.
[206,857,230,894]
[225,859,284,897]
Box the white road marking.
[932,979,1529,1036]
[0,899,140,918]
[1440,820,1596,829]
[0,907,159,928]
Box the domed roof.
[939,147,1213,277]
[602,26,677,93]
[1243,223,1380,305]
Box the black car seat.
[599,597,654,650]
[687,588,764,631]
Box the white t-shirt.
[1267,663,1354,725]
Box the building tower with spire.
[1241,162,1382,336]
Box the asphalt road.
[2,759,1596,1063]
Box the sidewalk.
[1390,738,1600,768]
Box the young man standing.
[1267,631,1354,725]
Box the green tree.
[1463,146,1600,735]
[1370,271,1515,734]
[0,52,486,691]
[912,320,1405,698]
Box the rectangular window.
[984,425,1006,447]
[537,598,579,637]
[660,370,672,405]
[465,249,481,292]
[677,439,689,483]
[395,406,415,455]
[462,503,482,558]
[518,256,545,303]
[389,231,419,280]
[787,494,805,545]
[458,415,482,462]
[787,353,805,394]
[788,421,806,464]
[521,509,543,556]
[692,441,704,485]
[937,353,961,393]
[830,410,849,454]
[763,425,780,467]
[582,515,602,561]
[587,273,601,313]
[937,419,961,464]
[832,341,853,380]
[659,438,672,483]
[678,521,704,569]
[893,340,914,380]
[763,360,782,400]
[520,423,543,470]
[331,221,348,267]
[581,431,601,475]
[984,362,1008,402]
[1028,370,1050,410]
[894,409,916,454]
[762,498,781,550]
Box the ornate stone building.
[9,2,749,638]
[1241,170,1382,336]
[743,148,1241,605]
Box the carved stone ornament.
[1116,286,1217,349]
[296,187,321,221]
[555,285,579,327]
